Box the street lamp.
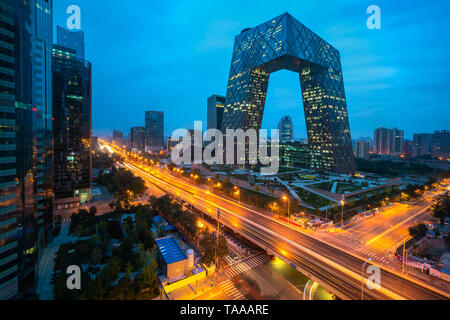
[361,257,372,300]
[340,197,345,228]
[282,195,290,222]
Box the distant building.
[278,116,294,143]
[355,139,370,159]
[145,111,164,150]
[392,128,404,154]
[431,130,450,160]
[413,133,433,156]
[373,127,403,155]
[279,142,309,168]
[403,139,414,156]
[112,130,124,147]
[374,128,392,155]
[56,25,85,60]
[207,94,226,130]
[52,44,92,201]
[130,127,146,151]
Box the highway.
[101,142,450,300]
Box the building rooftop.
[156,236,187,264]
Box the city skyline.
[52,1,450,140]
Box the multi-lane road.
[101,141,449,300]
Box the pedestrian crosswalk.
[219,280,245,300]
[224,254,271,278]
[323,234,391,264]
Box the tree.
[430,192,450,224]
[409,223,428,238]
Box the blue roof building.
[155,236,188,280]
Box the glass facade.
[52,44,92,200]
[222,13,354,173]
[0,0,53,299]
[56,25,84,60]
[145,111,164,149]
[278,116,293,142]
[207,94,226,130]
[130,126,146,152]
[279,142,309,168]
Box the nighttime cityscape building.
[52,42,92,202]
[278,116,294,143]
[279,141,309,168]
[145,111,164,151]
[221,13,354,174]
[130,126,146,152]
[207,94,226,131]
[0,0,53,299]
[413,133,433,156]
[355,139,370,159]
[56,25,85,60]
[431,130,450,160]
[112,130,124,147]
[373,127,403,155]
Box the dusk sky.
[53,0,450,140]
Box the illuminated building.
[56,25,85,60]
[112,130,124,147]
[207,94,226,130]
[145,111,164,150]
[0,0,53,299]
[130,127,146,151]
[413,133,433,156]
[431,130,450,160]
[279,142,309,168]
[221,13,354,173]
[278,116,294,143]
[52,43,92,201]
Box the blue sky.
[53,0,450,140]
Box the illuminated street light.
[282,195,291,222]
[340,196,345,228]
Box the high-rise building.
[278,116,294,143]
[374,127,393,155]
[0,0,53,300]
[52,43,92,202]
[112,130,124,147]
[130,127,146,151]
[431,130,450,160]
[207,95,226,131]
[145,111,164,150]
[392,128,404,154]
[403,139,414,156]
[221,13,354,173]
[413,133,433,156]
[279,142,309,168]
[355,139,370,160]
[56,25,85,60]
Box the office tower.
[221,13,354,173]
[373,128,393,155]
[56,25,85,60]
[403,140,414,156]
[431,130,450,160]
[355,139,370,160]
[278,116,294,143]
[279,142,309,168]
[0,0,53,300]
[145,111,164,150]
[207,95,226,130]
[413,133,433,156]
[392,128,404,154]
[52,44,92,202]
[130,127,146,151]
[112,130,124,147]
